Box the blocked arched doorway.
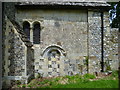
[47,49,61,76]
[42,45,66,77]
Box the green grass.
[15,71,119,88]
[49,80,118,88]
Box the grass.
[49,80,118,88]
[13,71,119,88]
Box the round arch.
[42,45,66,57]
[32,21,40,27]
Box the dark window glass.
[33,23,40,44]
[23,21,30,40]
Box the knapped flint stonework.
[4,17,26,76]
[88,11,102,74]
[103,12,119,71]
[2,16,34,87]
[2,1,119,88]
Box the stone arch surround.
[42,45,66,57]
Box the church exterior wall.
[15,8,119,77]
[16,9,88,77]
[2,2,119,88]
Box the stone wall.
[4,16,27,76]
[27,47,34,76]
[2,2,16,77]
[3,2,16,21]
[16,9,88,76]
[88,10,102,74]
[2,16,34,87]
[15,7,119,77]
[103,12,119,71]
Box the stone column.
[88,10,102,74]
[30,23,33,43]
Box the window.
[23,21,30,40]
[33,22,40,44]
